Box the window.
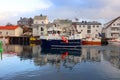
[88,25,91,29]
[93,25,95,28]
[41,32,43,35]
[87,30,91,33]
[117,23,120,26]
[53,30,56,34]
[42,21,44,24]
[95,34,98,38]
[97,25,99,28]
[111,34,113,36]
[6,32,8,35]
[41,27,44,31]
[0,32,2,35]
[83,25,85,27]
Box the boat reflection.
[2,45,120,70]
[39,48,82,70]
[2,45,41,60]
[102,45,120,69]
[81,46,101,62]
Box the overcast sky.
[0,0,120,25]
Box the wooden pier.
[9,36,41,45]
[9,36,30,45]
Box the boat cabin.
[47,27,62,36]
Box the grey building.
[17,17,33,27]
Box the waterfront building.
[32,24,48,37]
[53,19,72,28]
[0,26,23,37]
[34,14,48,24]
[72,21,102,39]
[102,45,120,69]
[53,19,72,35]
[17,17,33,27]
[103,16,120,38]
[81,47,101,62]
[32,14,49,37]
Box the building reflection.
[102,45,120,69]
[33,48,82,70]
[2,44,41,60]
[3,44,120,70]
[81,47,101,62]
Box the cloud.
[0,0,52,12]
[0,0,52,25]
[1,0,120,25]
[46,0,120,23]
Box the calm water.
[0,44,120,80]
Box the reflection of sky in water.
[0,45,120,80]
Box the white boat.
[108,38,120,45]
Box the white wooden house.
[103,16,120,38]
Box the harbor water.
[0,44,120,80]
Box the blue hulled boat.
[41,39,81,48]
[40,26,82,49]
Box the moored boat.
[40,27,82,48]
[82,38,101,45]
[108,38,120,45]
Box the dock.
[9,36,30,45]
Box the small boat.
[40,27,82,48]
[108,38,120,45]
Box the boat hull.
[82,40,101,45]
[41,48,81,56]
[108,40,120,45]
[41,39,82,48]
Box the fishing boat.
[40,27,82,48]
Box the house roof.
[0,26,19,30]
[53,19,72,24]
[104,16,120,29]
[72,21,101,25]
[34,15,47,20]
